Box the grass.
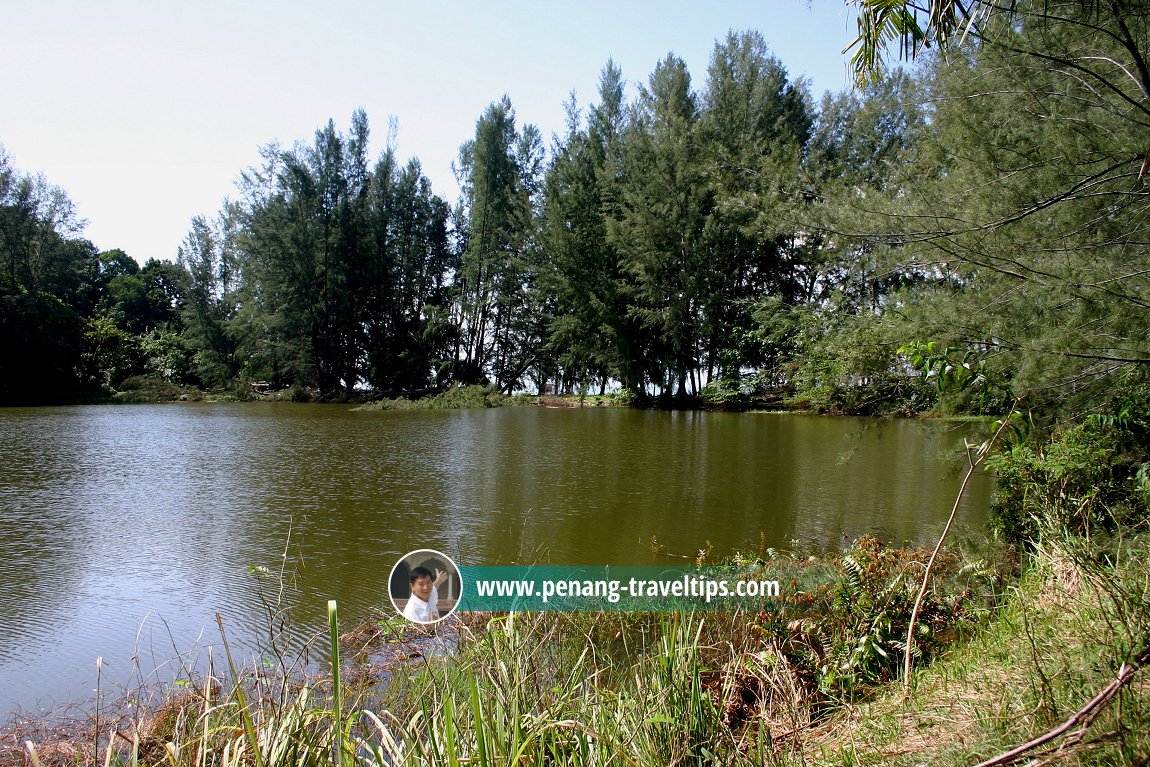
[357,612,737,766]
[7,537,1024,767]
[355,386,637,411]
[7,529,1149,766]
[531,392,633,408]
[355,384,507,411]
[111,376,204,404]
[784,531,1150,766]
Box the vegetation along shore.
[7,2,1145,421]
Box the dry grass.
[774,540,1150,767]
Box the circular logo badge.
[389,549,462,624]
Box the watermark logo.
[389,549,463,624]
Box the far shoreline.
[5,379,981,420]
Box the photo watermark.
[389,549,462,624]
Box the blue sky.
[3,1,860,264]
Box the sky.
[2,1,861,265]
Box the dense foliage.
[3,7,1149,417]
[0,148,186,402]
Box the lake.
[0,403,992,715]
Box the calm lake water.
[0,403,992,716]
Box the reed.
[10,540,1041,767]
[327,600,343,767]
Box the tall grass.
[14,537,1014,767]
[355,612,730,766]
[783,527,1150,766]
[19,609,769,766]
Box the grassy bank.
[355,385,636,411]
[106,377,272,404]
[794,531,1150,765]
[8,535,1149,766]
[104,380,778,411]
[355,384,510,411]
[6,537,1013,767]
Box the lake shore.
[5,399,1145,764]
[5,528,1147,767]
[0,404,993,718]
[93,379,859,416]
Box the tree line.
[4,9,1148,417]
[178,30,842,403]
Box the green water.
[0,403,991,715]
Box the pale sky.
[2,1,860,264]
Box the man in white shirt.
[401,565,449,623]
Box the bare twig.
[903,407,1018,692]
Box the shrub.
[989,416,1149,546]
[359,384,506,411]
[113,376,186,402]
[751,536,1002,705]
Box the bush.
[289,383,312,402]
[113,375,186,402]
[701,377,746,408]
[750,536,1003,704]
[784,322,934,415]
[610,388,638,407]
[989,400,1150,546]
[358,384,505,411]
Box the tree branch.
[972,641,1150,767]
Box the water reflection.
[0,403,991,714]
